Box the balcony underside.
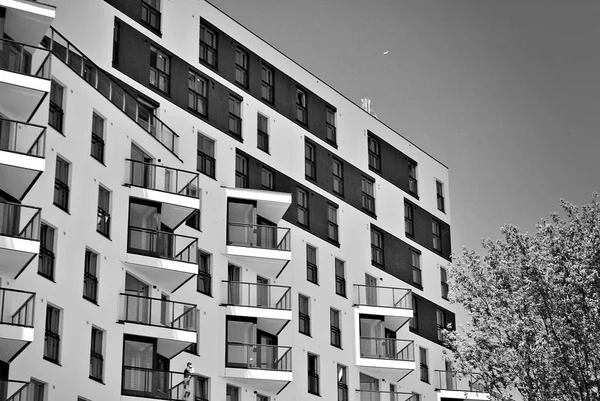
[129,186,198,230]
[356,360,415,383]
[225,249,291,278]
[355,305,413,331]
[0,155,44,200]
[225,187,292,223]
[437,390,491,400]
[0,324,33,362]
[1,0,55,47]
[0,75,49,121]
[225,305,291,335]
[224,368,292,395]
[124,254,196,293]
[0,236,38,279]
[122,323,196,359]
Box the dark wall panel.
[369,131,413,197]
[105,0,142,25]
[413,294,456,347]
[405,198,452,261]
[371,224,413,286]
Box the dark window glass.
[296,88,307,125]
[405,202,414,237]
[371,228,383,266]
[235,152,248,188]
[297,188,309,226]
[307,353,319,395]
[432,219,442,252]
[305,141,316,180]
[31,380,45,401]
[54,156,69,211]
[332,159,343,195]
[113,21,120,66]
[411,249,421,287]
[44,305,60,363]
[367,135,380,172]
[410,295,418,331]
[408,160,418,196]
[91,113,105,163]
[330,308,341,348]
[257,114,269,153]
[228,96,242,137]
[97,186,111,238]
[199,25,217,68]
[49,80,64,133]
[326,107,336,145]
[141,0,161,32]
[441,267,449,300]
[188,71,207,116]
[436,180,445,212]
[197,133,215,178]
[328,204,338,242]
[436,309,447,342]
[419,347,429,382]
[361,177,375,214]
[197,251,211,296]
[299,294,310,335]
[335,259,346,297]
[196,376,209,401]
[261,65,274,103]
[306,245,318,284]
[149,46,170,93]
[226,385,239,401]
[261,168,274,191]
[90,327,104,381]
[235,47,248,87]
[83,249,98,303]
[337,365,348,401]
[39,223,55,280]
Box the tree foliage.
[447,194,600,401]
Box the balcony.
[0,202,40,279]
[225,187,291,224]
[354,285,413,330]
[0,288,35,362]
[356,337,415,383]
[121,367,192,401]
[0,38,51,121]
[435,370,491,400]
[225,342,292,394]
[356,390,418,401]
[125,159,199,230]
[221,281,291,335]
[0,379,33,401]
[125,227,197,292]
[0,118,46,200]
[119,294,197,359]
[0,0,55,47]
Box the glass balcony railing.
[120,293,196,332]
[226,343,292,372]
[42,28,180,155]
[122,366,191,401]
[0,287,35,328]
[359,337,414,362]
[0,379,31,401]
[354,285,412,309]
[357,390,418,401]
[0,38,50,80]
[127,227,197,264]
[436,370,489,393]
[0,118,46,158]
[227,223,291,251]
[222,281,291,310]
[0,201,41,241]
[126,159,199,198]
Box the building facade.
[0,0,489,400]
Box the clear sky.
[209,0,600,253]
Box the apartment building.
[0,0,489,400]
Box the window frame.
[440,267,449,300]
[370,227,384,267]
[235,151,249,188]
[188,70,207,117]
[432,219,442,252]
[257,113,269,153]
[436,180,445,212]
[195,376,210,401]
[49,79,64,133]
[337,364,348,401]
[53,155,70,212]
[261,167,274,191]
[39,223,55,280]
[307,353,320,395]
[419,347,429,383]
[306,244,318,284]
[197,133,216,178]
[411,249,422,288]
[330,308,341,348]
[31,379,45,401]
[361,177,375,214]
[367,134,381,172]
[83,248,99,303]
[298,294,311,336]
[436,309,447,342]
[304,140,316,181]
[408,160,418,196]
[326,106,337,145]
[410,295,418,332]
[89,326,104,382]
[332,158,344,196]
[235,46,249,88]
[140,0,161,33]
[199,24,218,68]
[335,258,346,297]
[44,304,61,364]
[297,187,309,227]
[90,112,105,163]
[228,95,242,138]
[197,250,212,296]
[97,185,111,238]
[296,88,308,125]
[149,46,170,94]
[404,202,414,237]
[261,64,274,104]
[327,204,339,243]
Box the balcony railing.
[222,281,291,310]
[227,223,291,251]
[127,227,197,264]
[42,28,180,156]
[436,370,489,393]
[0,118,46,158]
[120,293,196,332]
[126,159,199,198]
[0,379,31,401]
[226,343,292,372]
[122,366,191,401]
[0,201,41,241]
[0,37,51,80]
[354,285,412,309]
[0,287,35,328]
[356,390,418,401]
[359,337,414,361]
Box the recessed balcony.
[0,38,51,121]
[0,379,34,401]
[356,390,418,401]
[125,227,197,292]
[0,287,35,362]
[354,285,413,330]
[435,370,491,400]
[125,159,200,230]
[224,187,292,224]
[0,201,40,279]
[121,367,191,401]
[221,281,292,335]
[0,0,55,47]
[119,293,197,359]
[356,337,415,383]
[0,118,46,200]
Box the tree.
[446,194,600,401]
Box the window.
[137,97,157,133]
[49,80,64,133]
[90,327,104,382]
[441,267,449,300]
[113,21,120,66]
[149,46,170,93]
[367,134,380,172]
[235,152,248,188]
[419,347,429,382]
[335,258,346,297]
[44,305,61,363]
[257,114,269,153]
[228,96,242,137]
[197,251,212,296]
[141,0,161,32]
[54,156,71,212]
[411,249,422,287]
[186,210,201,231]
[90,112,105,163]
[410,295,418,331]
[305,140,316,180]
[432,219,442,252]
[371,227,383,266]
[307,353,320,395]
[261,65,274,103]
[297,188,309,226]
[436,180,445,212]
[296,88,307,125]
[337,364,348,401]
[39,223,55,280]
[31,379,45,401]
[83,249,98,303]
[328,204,339,243]
[256,395,269,401]
[361,177,375,214]
[408,160,418,196]
[404,202,414,237]
[188,71,207,116]
[306,245,318,284]
[330,308,341,348]
[412,393,421,401]
[199,25,217,68]
[226,384,239,401]
[197,133,215,178]
[332,159,344,195]
[196,376,209,401]
[261,168,274,191]
[436,309,447,342]
[299,294,310,335]
[97,186,111,238]
[326,107,336,145]
[235,47,248,87]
